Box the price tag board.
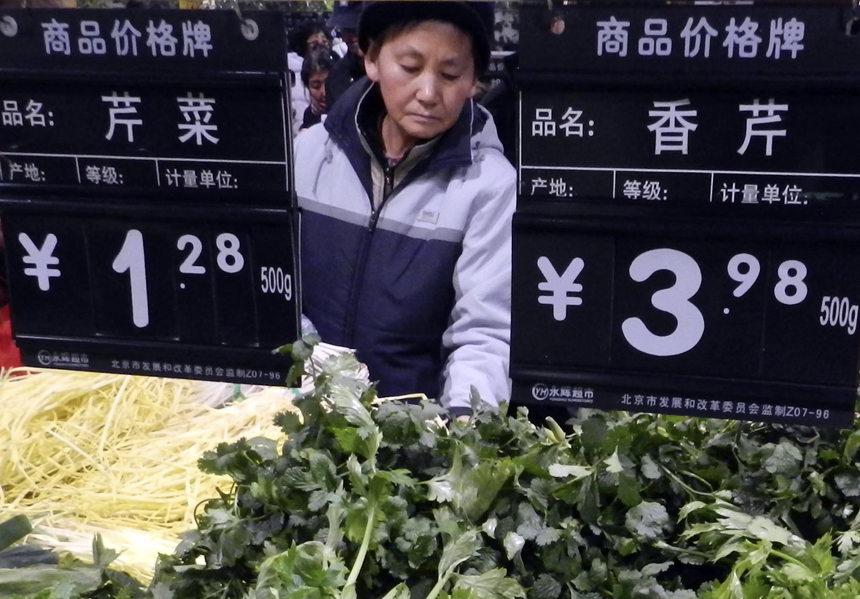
[0,82,288,197]
[512,2,860,427]
[0,8,299,384]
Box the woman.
[299,53,333,131]
[288,24,338,134]
[295,2,514,415]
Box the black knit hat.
[327,1,366,31]
[358,1,494,76]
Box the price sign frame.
[0,8,300,384]
[512,2,860,427]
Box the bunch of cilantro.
[149,337,860,599]
[0,529,147,599]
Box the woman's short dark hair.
[301,53,334,87]
[289,23,331,57]
[358,2,493,76]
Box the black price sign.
[518,3,860,78]
[520,90,860,211]
[0,8,299,384]
[512,3,860,427]
[0,8,285,73]
[6,212,297,384]
[0,83,289,198]
[512,217,860,427]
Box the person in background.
[299,53,333,131]
[324,1,366,110]
[295,1,514,416]
[305,27,331,55]
[288,23,336,135]
[302,24,340,63]
[287,36,311,134]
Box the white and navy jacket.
[295,79,516,413]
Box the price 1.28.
[111,229,292,329]
[8,216,299,350]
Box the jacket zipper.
[370,166,395,231]
[343,163,395,346]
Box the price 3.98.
[539,248,857,358]
[621,249,815,357]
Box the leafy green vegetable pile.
[147,339,860,599]
[0,519,145,599]
[8,337,860,598]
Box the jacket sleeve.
[439,153,516,413]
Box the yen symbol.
[19,232,61,291]
[537,256,584,321]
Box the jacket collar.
[324,78,487,197]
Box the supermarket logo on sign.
[531,383,596,404]
[531,383,550,401]
[36,349,90,369]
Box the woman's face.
[308,71,329,110]
[365,21,477,148]
[306,31,329,55]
